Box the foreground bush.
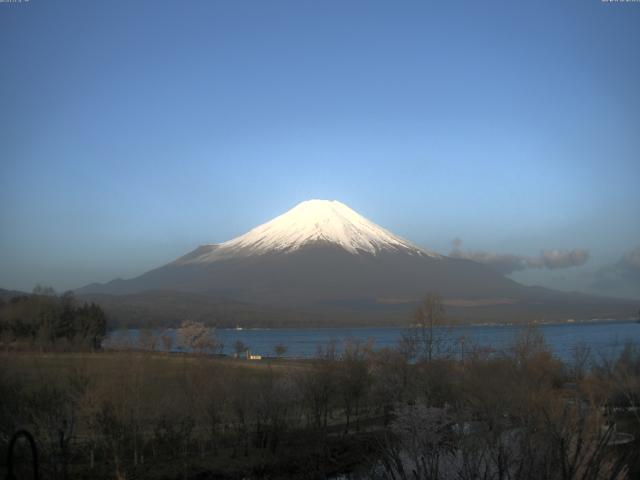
[0,325,638,479]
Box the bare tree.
[274,343,287,358]
[203,367,227,456]
[375,405,455,480]
[227,375,254,457]
[233,340,248,359]
[160,331,174,352]
[402,293,448,362]
[137,329,159,351]
[28,367,89,480]
[569,342,592,382]
[510,323,549,364]
[177,321,221,354]
[337,338,372,432]
[594,340,640,427]
[297,341,338,430]
[370,347,414,425]
[253,369,295,453]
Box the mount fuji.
[78,200,636,327]
[175,199,436,261]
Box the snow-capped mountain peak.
[176,199,438,264]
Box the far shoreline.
[112,316,639,333]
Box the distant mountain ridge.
[0,288,28,300]
[78,200,638,326]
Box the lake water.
[106,319,640,363]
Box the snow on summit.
[177,200,438,264]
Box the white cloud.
[450,240,590,275]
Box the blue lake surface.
[107,320,640,363]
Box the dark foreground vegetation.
[1,294,639,479]
[0,286,107,351]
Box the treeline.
[1,325,639,479]
[0,286,107,351]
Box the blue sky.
[1,0,639,297]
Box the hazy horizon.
[1,1,639,299]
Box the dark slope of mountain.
[77,286,638,329]
[80,242,528,303]
[78,290,328,329]
[0,288,28,300]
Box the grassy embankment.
[1,349,379,480]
